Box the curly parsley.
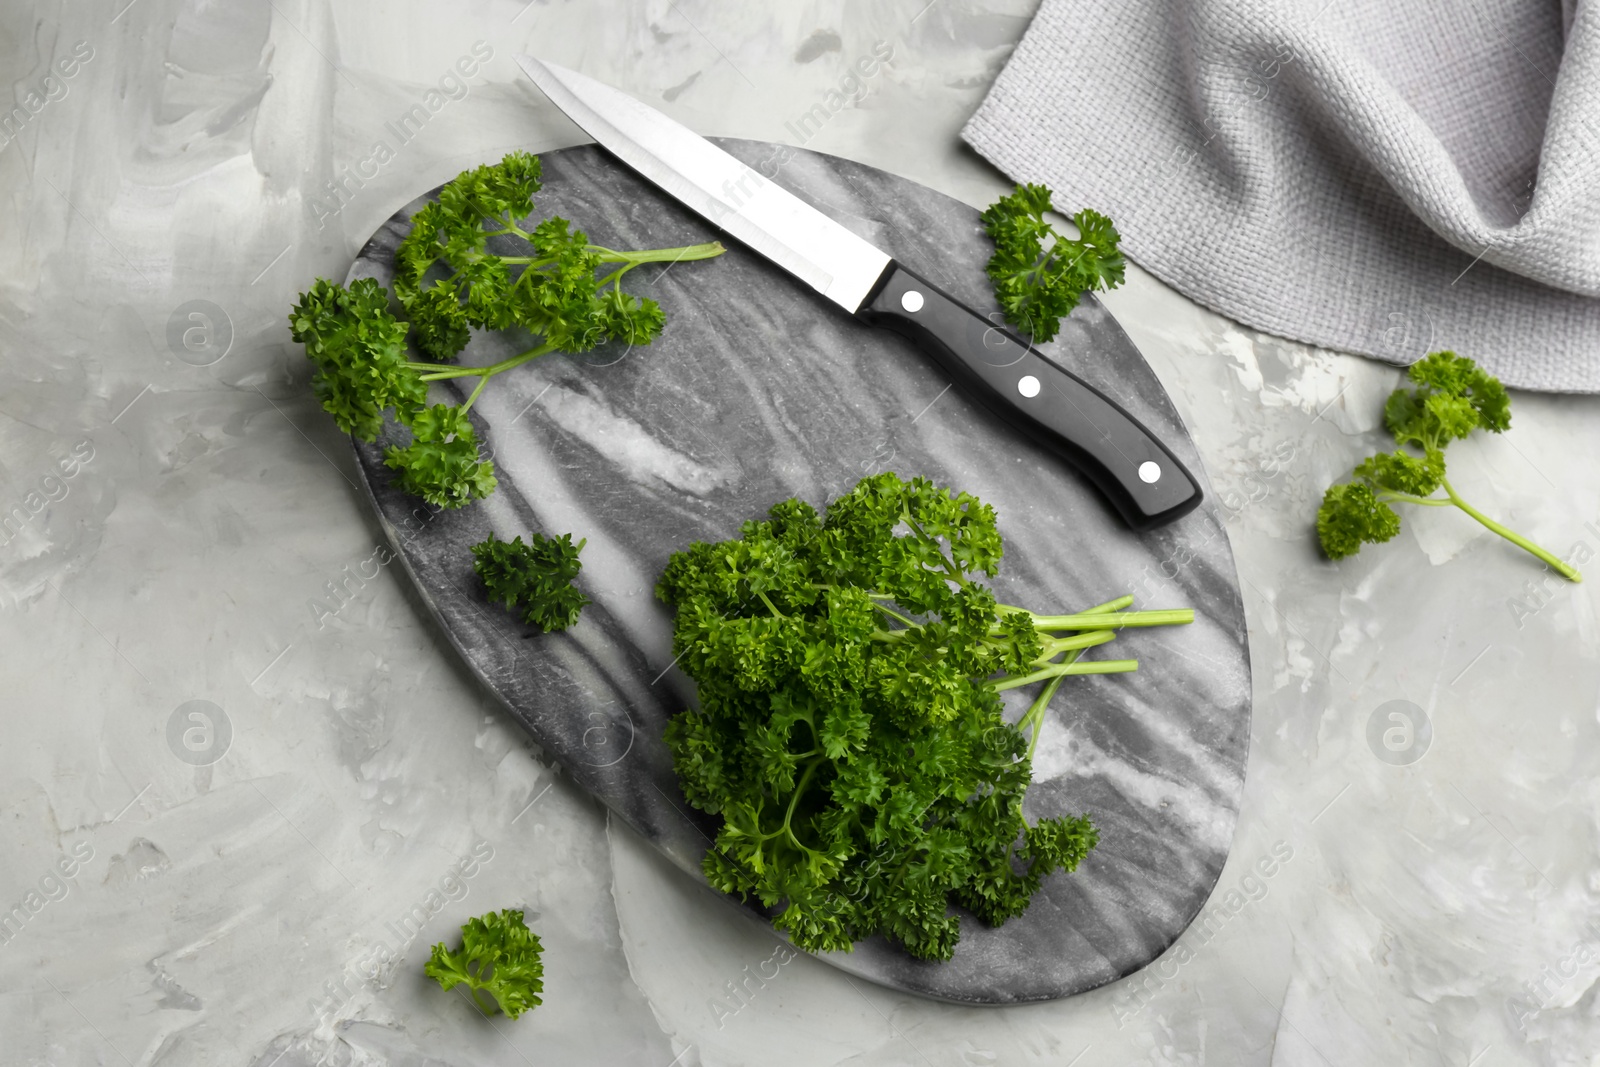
[287,150,724,508]
[981,183,1125,343]
[1316,350,1578,581]
[425,908,544,1019]
[472,530,589,632]
[657,472,1193,961]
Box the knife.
[514,56,1202,531]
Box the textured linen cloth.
[962,0,1600,392]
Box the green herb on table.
[385,403,498,508]
[473,531,590,632]
[425,908,544,1019]
[1316,350,1579,581]
[656,471,1193,961]
[981,183,1125,343]
[287,150,725,509]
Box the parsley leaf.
[425,908,544,1019]
[980,184,1125,343]
[1316,351,1579,581]
[287,151,725,509]
[657,472,1194,960]
[472,531,590,632]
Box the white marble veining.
[1,1,1598,1064]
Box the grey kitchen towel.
[962,0,1600,392]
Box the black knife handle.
[858,262,1201,531]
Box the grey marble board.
[344,140,1251,1004]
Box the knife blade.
[515,55,1202,530]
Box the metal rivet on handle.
[900,290,924,312]
[1017,374,1041,398]
[1138,461,1162,483]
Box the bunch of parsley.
[287,151,724,509]
[657,472,1193,961]
[1317,351,1579,581]
[981,183,1125,343]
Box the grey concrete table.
[2,2,1597,1065]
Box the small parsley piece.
[657,472,1194,961]
[287,151,724,509]
[472,531,590,632]
[384,404,497,508]
[1316,351,1579,581]
[980,184,1125,343]
[425,908,544,1019]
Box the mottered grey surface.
[346,139,1250,1004]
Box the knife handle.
[858,263,1201,531]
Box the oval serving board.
[346,140,1251,1004]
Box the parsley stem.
[587,241,726,264]
[483,214,534,242]
[1022,673,1067,761]
[1014,595,1127,752]
[1440,477,1581,582]
[994,595,1133,617]
[1021,609,1194,631]
[990,659,1138,691]
[459,373,491,415]
[1020,246,1056,286]
[783,758,822,840]
[414,342,559,382]
[1376,492,1452,507]
[1036,630,1116,659]
[870,601,918,627]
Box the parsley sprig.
[981,183,1125,343]
[472,531,590,632]
[425,908,544,1019]
[287,151,724,509]
[1317,351,1579,581]
[657,472,1193,961]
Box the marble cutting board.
[344,139,1251,1004]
